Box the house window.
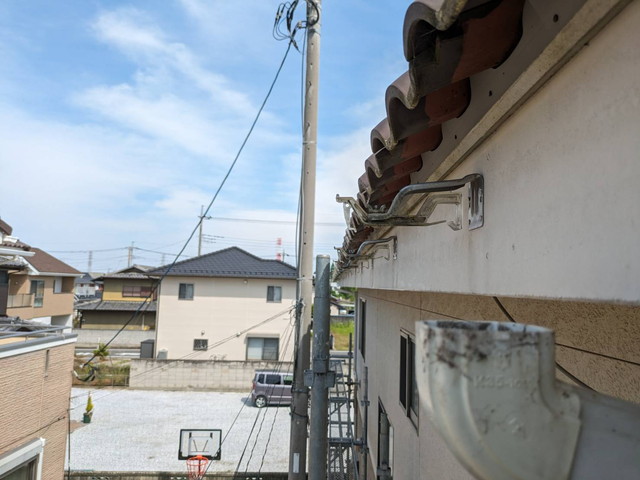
[247,337,279,361]
[267,286,282,303]
[122,285,154,298]
[358,299,366,359]
[193,339,208,351]
[30,280,44,308]
[0,438,45,480]
[377,401,394,480]
[178,283,194,300]
[400,332,418,424]
[53,277,62,294]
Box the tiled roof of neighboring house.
[28,248,81,275]
[0,240,31,250]
[75,299,157,312]
[0,257,27,270]
[97,265,156,280]
[150,247,297,279]
[337,0,529,270]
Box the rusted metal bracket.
[337,174,483,230]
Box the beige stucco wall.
[340,0,640,305]
[0,342,75,480]
[155,276,296,361]
[7,274,75,320]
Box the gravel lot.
[68,388,290,473]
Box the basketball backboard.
[178,429,222,460]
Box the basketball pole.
[289,1,321,479]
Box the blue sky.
[0,0,408,272]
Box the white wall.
[341,1,640,305]
[155,276,296,361]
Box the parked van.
[251,371,293,408]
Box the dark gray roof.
[150,247,297,279]
[75,299,157,312]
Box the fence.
[129,359,294,391]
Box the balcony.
[8,293,34,308]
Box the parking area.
[68,387,290,473]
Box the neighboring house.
[74,272,103,299]
[334,2,640,479]
[151,247,297,361]
[0,319,77,480]
[74,265,156,330]
[0,221,80,329]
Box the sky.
[0,0,409,273]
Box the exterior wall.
[0,342,76,480]
[73,328,154,348]
[79,310,156,330]
[354,289,640,479]
[7,274,75,320]
[340,1,640,305]
[155,277,296,361]
[129,358,293,391]
[102,278,155,302]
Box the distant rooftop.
[97,265,156,280]
[150,247,297,279]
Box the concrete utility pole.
[289,1,321,479]
[127,242,134,267]
[197,205,212,257]
[309,255,331,480]
[87,250,93,272]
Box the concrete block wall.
[0,343,75,480]
[73,329,154,348]
[129,359,293,391]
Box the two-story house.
[151,247,297,362]
[334,1,640,479]
[75,265,156,330]
[1,221,80,329]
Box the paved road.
[68,388,290,473]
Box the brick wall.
[0,343,75,480]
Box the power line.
[77,23,297,365]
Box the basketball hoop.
[186,455,209,480]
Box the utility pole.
[198,205,212,257]
[289,1,321,479]
[309,255,331,480]
[87,251,93,272]
[127,242,134,267]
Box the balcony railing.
[7,293,34,308]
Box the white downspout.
[416,320,640,480]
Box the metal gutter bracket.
[342,236,397,270]
[336,174,483,229]
[416,320,581,480]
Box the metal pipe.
[309,255,331,480]
[363,366,369,480]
